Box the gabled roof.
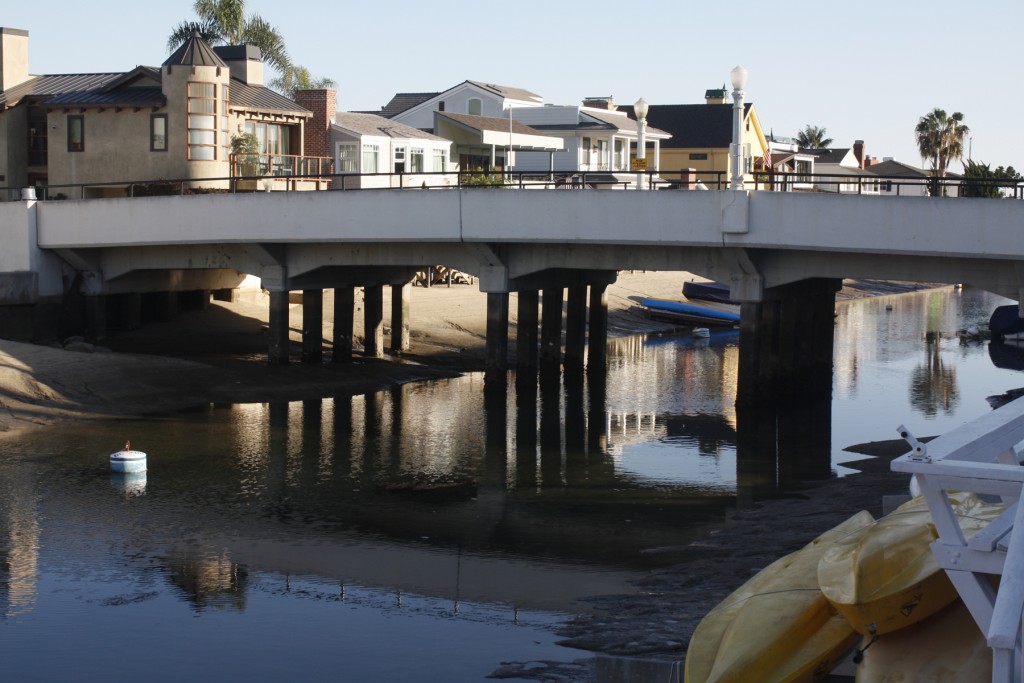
[465,80,542,104]
[0,73,123,109]
[864,159,961,178]
[618,103,753,148]
[584,108,670,137]
[333,112,448,141]
[434,111,563,152]
[163,31,228,67]
[380,92,440,118]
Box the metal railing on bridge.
[3,169,1022,201]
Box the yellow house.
[0,28,327,199]
[624,89,769,189]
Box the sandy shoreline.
[0,271,932,679]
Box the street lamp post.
[729,65,748,191]
[634,97,648,191]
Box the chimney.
[0,28,30,92]
[704,87,728,104]
[853,140,865,169]
[294,89,336,159]
[582,96,615,110]
[212,44,264,85]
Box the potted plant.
[231,132,261,190]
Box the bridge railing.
[3,169,1021,201]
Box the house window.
[614,139,624,171]
[362,144,379,173]
[689,153,708,161]
[67,115,84,152]
[187,81,217,160]
[221,85,230,157]
[581,137,591,165]
[410,147,424,173]
[150,114,168,151]
[467,98,482,116]
[881,180,893,192]
[743,143,752,173]
[244,121,292,156]
[432,149,446,172]
[597,139,608,168]
[394,146,406,173]
[337,143,358,173]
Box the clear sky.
[5,0,1021,172]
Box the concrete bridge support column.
[84,295,106,341]
[564,285,587,367]
[587,282,609,371]
[332,286,354,363]
[114,293,141,331]
[301,289,323,364]
[540,288,563,366]
[363,285,384,358]
[390,283,411,354]
[267,290,291,364]
[486,291,509,373]
[736,277,841,407]
[516,289,539,372]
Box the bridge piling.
[332,286,354,363]
[564,286,587,367]
[301,289,324,364]
[267,290,290,364]
[486,292,510,372]
[540,288,563,366]
[587,283,609,371]
[516,289,540,372]
[390,283,411,353]
[363,285,384,358]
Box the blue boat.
[682,280,737,305]
[640,297,740,326]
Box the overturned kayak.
[685,510,874,683]
[817,493,1003,637]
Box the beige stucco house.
[0,28,328,199]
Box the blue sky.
[5,1,1022,172]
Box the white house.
[509,97,670,188]
[387,80,544,131]
[330,112,453,189]
[802,141,879,195]
[865,158,961,198]
[431,111,562,176]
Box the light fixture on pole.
[634,97,649,191]
[729,65,748,191]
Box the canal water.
[1,285,1021,681]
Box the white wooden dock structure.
[892,398,1024,682]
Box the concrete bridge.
[4,189,1024,401]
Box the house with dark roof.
[329,110,453,189]
[619,89,768,188]
[864,158,961,197]
[0,28,329,198]
[799,141,881,195]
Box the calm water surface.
[1,285,1020,681]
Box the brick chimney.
[294,89,336,159]
[853,140,865,169]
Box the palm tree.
[167,0,289,72]
[269,65,337,99]
[795,125,833,149]
[914,108,969,178]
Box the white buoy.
[110,440,147,473]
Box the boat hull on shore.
[685,510,874,683]
[817,493,1003,637]
[640,297,740,327]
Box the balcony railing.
[230,153,334,185]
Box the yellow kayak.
[855,598,990,682]
[685,510,874,683]
[817,493,1003,637]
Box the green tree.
[961,160,1022,198]
[269,65,338,99]
[795,125,833,149]
[914,108,969,178]
[168,0,289,72]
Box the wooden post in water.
[301,289,323,364]
[516,289,539,372]
[363,284,384,358]
[540,288,563,366]
[390,283,411,353]
[564,285,587,367]
[332,286,354,363]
